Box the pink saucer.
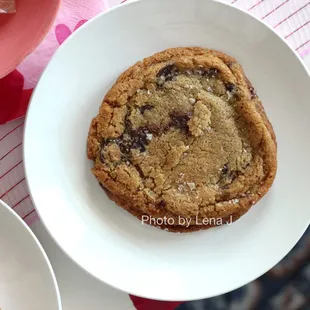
[0,0,61,78]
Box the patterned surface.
[0,119,34,224]
[179,226,310,310]
[0,1,310,309]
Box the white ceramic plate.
[24,0,310,301]
[0,200,61,310]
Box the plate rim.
[23,0,310,301]
[0,199,62,309]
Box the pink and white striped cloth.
[0,0,310,309]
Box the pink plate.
[0,0,61,78]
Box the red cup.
[0,0,61,78]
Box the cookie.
[87,47,277,233]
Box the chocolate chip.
[218,165,241,188]
[194,68,219,78]
[169,112,192,133]
[100,137,113,147]
[131,128,150,152]
[194,68,205,75]
[115,129,149,154]
[191,68,210,76]
[140,104,153,114]
[249,87,256,99]
[99,112,152,166]
[156,64,179,84]
[221,164,229,175]
[117,138,132,154]
[157,64,177,79]
[208,68,219,77]
[225,83,236,92]
[158,200,166,208]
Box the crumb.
[187,182,196,191]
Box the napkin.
[0,0,108,124]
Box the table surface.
[1,0,309,306]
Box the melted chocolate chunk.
[218,165,241,188]
[169,112,192,133]
[100,118,150,162]
[131,128,149,152]
[140,104,153,114]
[225,83,236,92]
[117,136,133,154]
[193,68,217,77]
[208,68,219,77]
[157,64,177,79]
[156,64,179,84]
[158,200,166,208]
[112,127,150,154]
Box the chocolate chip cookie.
[87,47,277,232]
